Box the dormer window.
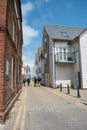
[61,32,69,37]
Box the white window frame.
[6,60,9,75]
[14,0,21,30]
[11,57,14,88]
[14,0,18,18]
[59,47,67,61]
[12,20,15,41]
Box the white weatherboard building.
[34,47,42,79]
[42,24,87,89]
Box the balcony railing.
[55,52,76,63]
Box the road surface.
[0,82,87,130]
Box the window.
[44,53,47,58]
[39,55,41,61]
[61,32,69,37]
[6,60,9,75]
[39,67,41,73]
[18,19,21,30]
[11,57,14,88]
[14,0,21,30]
[44,37,47,42]
[16,58,18,84]
[72,44,78,52]
[36,69,38,74]
[56,47,58,52]
[14,0,18,18]
[12,20,15,41]
[59,48,67,61]
[43,42,46,49]
[16,34,18,48]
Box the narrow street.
[1,82,87,130]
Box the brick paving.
[61,87,87,101]
[44,86,87,107]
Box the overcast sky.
[21,0,87,75]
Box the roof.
[44,24,85,40]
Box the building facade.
[42,24,87,89]
[34,47,42,79]
[0,0,23,121]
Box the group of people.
[23,77,30,86]
[34,76,42,87]
[23,76,42,87]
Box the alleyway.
[0,82,87,130]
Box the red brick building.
[0,0,23,121]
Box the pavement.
[0,81,87,130]
[61,87,87,101]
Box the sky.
[21,0,87,75]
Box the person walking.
[23,77,26,87]
[34,77,37,87]
[38,76,41,87]
[27,78,30,86]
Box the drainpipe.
[54,42,56,88]
[78,38,83,89]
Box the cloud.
[22,1,34,17]
[35,0,50,8]
[45,0,50,3]
[22,54,34,68]
[65,2,73,9]
[23,23,39,46]
[21,1,39,46]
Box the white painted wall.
[55,63,73,87]
[55,41,68,48]
[80,30,87,88]
[49,38,82,88]
[54,41,80,88]
[54,41,72,87]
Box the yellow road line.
[20,90,27,130]
[13,105,23,130]
[20,104,26,130]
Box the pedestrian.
[34,77,37,87]
[27,78,30,86]
[38,76,41,86]
[23,77,26,87]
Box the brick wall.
[0,0,23,116]
[0,0,7,26]
[0,32,5,107]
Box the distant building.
[23,65,30,78]
[34,47,42,79]
[42,24,87,89]
[0,0,23,121]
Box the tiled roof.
[44,24,85,40]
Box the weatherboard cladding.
[44,24,85,40]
